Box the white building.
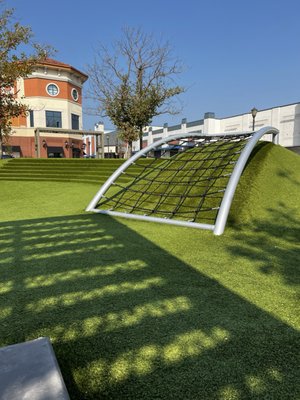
[140,102,300,151]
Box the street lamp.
[251,107,258,131]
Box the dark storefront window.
[47,147,64,158]
[71,114,79,130]
[46,111,62,128]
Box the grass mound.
[230,142,300,225]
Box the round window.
[46,83,59,96]
[71,88,79,101]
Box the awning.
[47,147,64,153]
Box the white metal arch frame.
[86,126,279,235]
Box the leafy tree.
[0,2,52,157]
[87,27,184,157]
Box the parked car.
[1,154,14,159]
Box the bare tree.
[0,2,52,158]
[87,27,184,156]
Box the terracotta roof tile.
[42,58,72,68]
[37,58,88,80]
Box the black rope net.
[96,133,253,225]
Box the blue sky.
[7,0,300,130]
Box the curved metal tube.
[213,126,279,235]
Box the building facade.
[82,122,105,158]
[3,58,103,158]
[138,102,300,152]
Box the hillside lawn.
[0,143,299,399]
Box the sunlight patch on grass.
[23,243,124,261]
[0,306,12,320]
[244,367,284,395]
[0,226,13,232]
[76,326,230,388]
[21,218,99,228]
[26,277,165,312]
[111,345,158,380]
[0,238,13,246]
[0,247,13,255]
[267,367,283,382]
[23,235,113,251]
[41,296,191,342]
[110,327,229,380]
[22,229,103,241]
[0,280,13,294]
[22,223,102,235]
[163,327,229,364]
[84,296,191,334]
[218,385,241,400]
[0,256,13,265]
[0,237,14,253]
[25,260,148,288]
[217,367,285,399]
[0,233,13,240]
[245,375,267,394]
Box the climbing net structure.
[86,127,278,235]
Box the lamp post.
[107,135,110,158]
[251,107,258,131]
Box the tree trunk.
[124,141,132,159]
[139,127,143,151]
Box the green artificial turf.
[0,158,127,184]
[0,143,299,399]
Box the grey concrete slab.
[0,337,70,400]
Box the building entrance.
[72,148,81,158]
[47,147,64,158]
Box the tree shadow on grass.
[227,203,300,287]
[0,214,299,399]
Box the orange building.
[4,58,103,158]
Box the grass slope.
[0,158,125,184]
[0,143,299,400]
[230,142,300,224]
